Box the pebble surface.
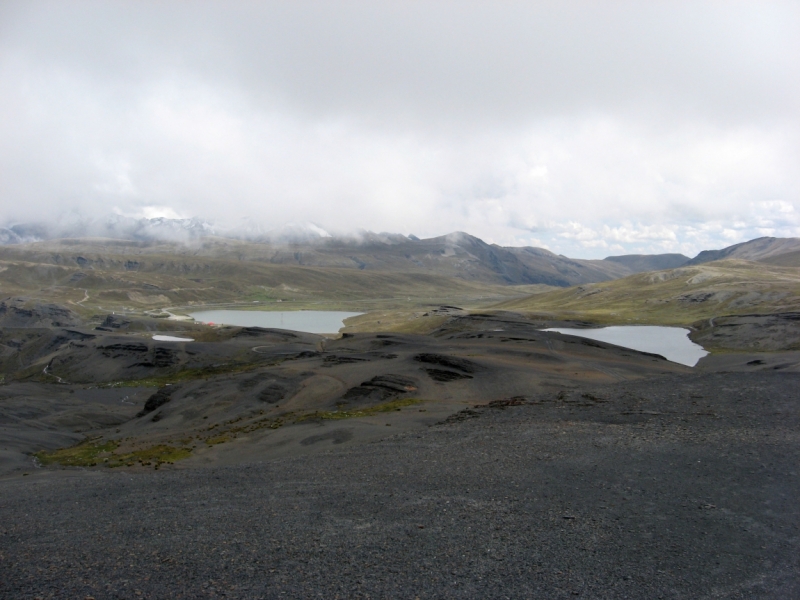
[1,372,798,599]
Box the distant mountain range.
[685,236,800,266]
[0,216,216,245]
[1,216,797,287]
[0,216,335,246]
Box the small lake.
[152,335,195,342]
[542,326,709,367]
[188,310,363,334]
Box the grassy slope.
[0,243,549,319]
[0,234,629,293]
[491,260,800,325]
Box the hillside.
[758,249,800,267]
[0,241,550,318]
[687,236,800,266]
[603,253,689,273]
[492,259,800,326]
[4,232,800,324]
[0,225,685,287]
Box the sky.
[1,1,798,258]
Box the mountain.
[603,253,689,273]
[202,231,702,286]
[686,237,800,266]
[4,216,798,288]
[264,231,633,286]
[0,216,340,246]
[0,216,215,244]
[0,230,629,287]
[758,250,800,267]
[493,258,800,329]
[256,221,332,244]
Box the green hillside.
[492,259,800,325]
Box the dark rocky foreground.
[1,371,798,599]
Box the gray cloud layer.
[1,1,798,257]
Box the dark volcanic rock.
[152,347,179,368]
[341,374,418,405]
[413,353,478,373]
[136,386,177,417]
[99,342,149,358]
[0,298,80,328]
[100,314,132,329]
[258,383,290,404]
[424,368,473,382]
[235,327,298,339]
[323,355,369,365]
[362,374,417,392]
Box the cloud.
[0,1,798,258]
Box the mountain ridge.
[2,218,798,287]
[686,236,800,266]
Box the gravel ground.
[1,371,798,599]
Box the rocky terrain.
[1,232,799,597]
[0,310,697,478]
[1,369,797,598]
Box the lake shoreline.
[543,325,709,366]
[188,309,364,334]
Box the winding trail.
[42,360,66,384]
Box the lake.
[188,310,363,334]
[542,325,709,367]
[152,335,195,342]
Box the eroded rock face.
[339,374,419,406]
[413,353,478,373]
[692,313,800,351]
[152,347,179,368]
[99,343,149,358]
[234,327,298,340]
[423,368,472,382]
[0,298,81,328]
[361,374,417,392]
[258,383,290,404]
[99,314,132,330]
[137,387,178,417]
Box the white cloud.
[0,1,798,258]
[140,206,185,220]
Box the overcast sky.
[1,1,798,257]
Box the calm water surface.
[152,335,194,342]
[543,326,709,367]
[188,310,363,334]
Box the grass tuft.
[36,439,191,468]
[35,439,119,467]
[295,397,424,422]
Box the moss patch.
[36,439,192,468]
[206,435,230,446]
[108,445,192,467]
[35,439,119,467]
[296,397,424,422]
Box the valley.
[1,231,799,597]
